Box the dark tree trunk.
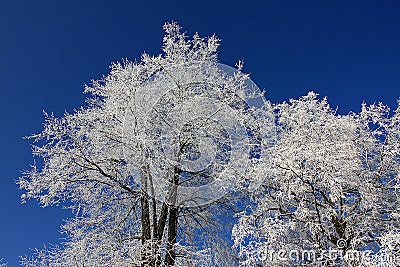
[141,168,152,266]
[165,205,178,266]
[164,167,180,266]
[149,174,158,267]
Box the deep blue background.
[1,0,399,265]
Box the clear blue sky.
[1,0,399,265]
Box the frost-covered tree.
[19,22,268,266]
[20,21,399,267]
[232,93,400,266]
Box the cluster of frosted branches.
[232,93,400,266]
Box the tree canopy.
[233,93,400,266]
[19,22,268,266]
[19,22,400,267]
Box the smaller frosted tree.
[233,93,400,266]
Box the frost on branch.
[232,93,400,266]
[19,21,268,266]
[0,259,8,267]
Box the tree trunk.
[141,167,152,266]
[149,174,158,267]
[164,167,180,266]
[165,205,178,266]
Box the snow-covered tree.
[20,20,399,267]
[19,22,268,266]
[232,93,400,266]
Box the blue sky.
[1,0,399,265]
